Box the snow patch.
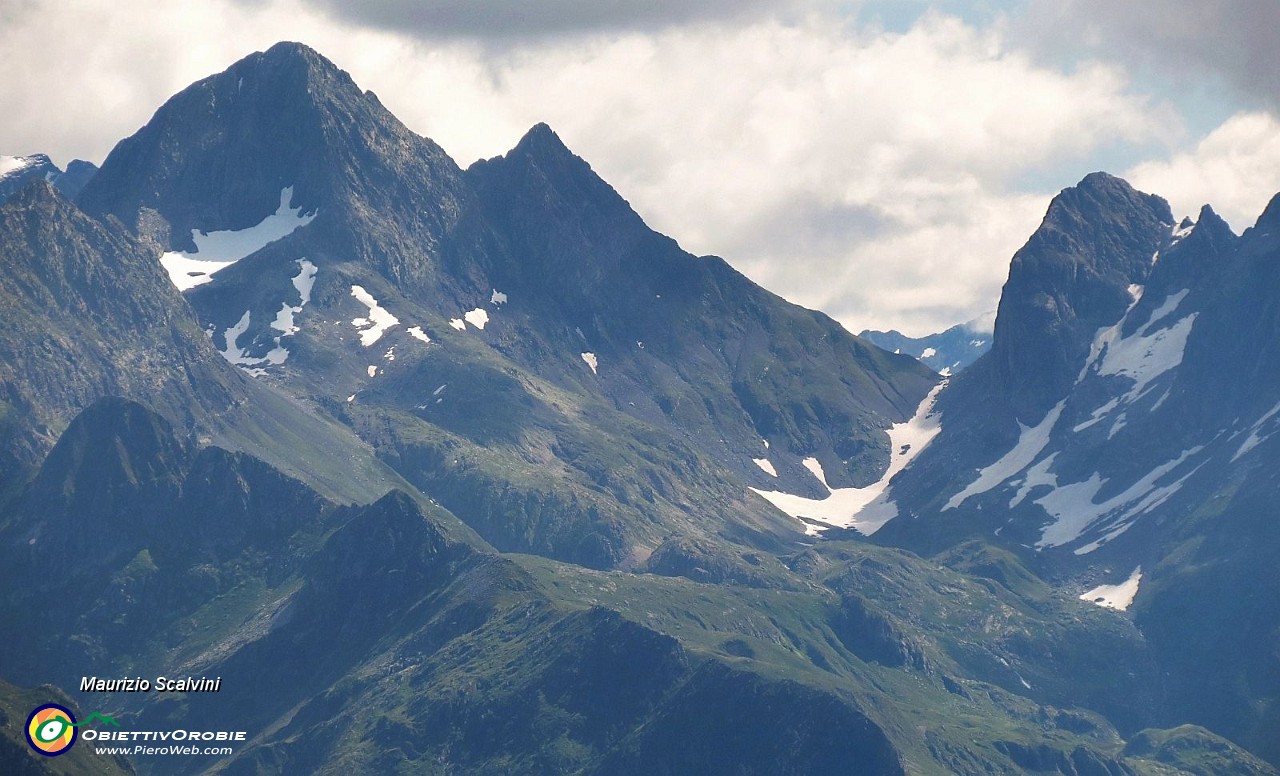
[1036,447,1204,550]
[218,310,287,369]
[1080,289,1196,405]
[186,187,315,262]
[407,326,431,344]
[801,457,829,490]
[753,458,778,477]
[159,187,315,291]
[159,253,236,291]
[490,289,507,305]
[581,352,598,374]
[752,381,945,536]
[350,285,399,346]
[919,347,937,359]
[1080,567,1142,611]
[1232,401,1280,462]
[292,258,318,303]
[367,365,377,378]
[449,318,466,331]
[945,400,1066,510]
[383,346,396,362]
[220,311,256,366]
[1009,453,1058,508]
[269,259,318,337]
[463,307,489,329]
[1073,398,1121,432]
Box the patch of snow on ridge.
[1080,567,1142,611]
[159,187,316,291]
[581,352,598,374]
[945,400,1066,510]
[1036,446,1204,550]
[752,380,945,536]
[449,319,466,331]
[490,289,507,305]
[919,347,937,359]
[407,326,431,344]
[463,308,489,329]
[753,458,778,477]
[350,285,399,346]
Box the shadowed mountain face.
[868,173,1280,763]
[71,41,936,567]
[2,41,1278,775]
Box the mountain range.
[1,42,1278,775]
[859,313,995,375]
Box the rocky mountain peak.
[77,41,465,257]
[987,172,1174,415]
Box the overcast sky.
[3,0,1279,336]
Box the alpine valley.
[1,43,1277,775]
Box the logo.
[24,705,119,757]
[25,703,77,756]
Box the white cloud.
[1125,112,1280,233]
[0,1,1182,335]
[436,13,1164,334]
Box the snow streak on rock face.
[160,186,316,291]
[751,380,945,536]
[1036,446,1204,553]
[1081,289,1196,406]
[1233,401,1280,462]
[945,400,1066,511]
[581,352,598,374]
[350,285,399,346]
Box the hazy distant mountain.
[0,153,96,203]
[860,312,995,374]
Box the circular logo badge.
[25,704,77,756]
